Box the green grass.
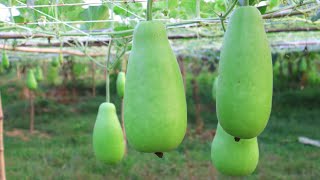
[2,94,320,180]
[1,69,320,179]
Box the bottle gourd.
[2,50,9,69]
[124,21,187,153]
[211,124,259,176]
[92,103,125,164]
[217,7,273,139]
[116,72,126,98]
[26,69,38,90]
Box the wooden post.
[0,92,7,180]
[29,90,35,134]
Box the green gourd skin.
[212,76,219,101]
[116,72,126,98]
[93,102,125,164]
[59,53,64,64]
[211,124,259,176]
[217,7,273,139]
[26,69,38,90]
[47,65,60,85]
[124,21,187,152]
[2,51,10,69]
[51,57,60,67]
[273,60,280,77]
[35,66,44,81]
[300,58,307,72]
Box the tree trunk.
[191,78,204,134]
[0,92,6,180]
[29,90,35,134]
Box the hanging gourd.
[92,102,125,164]
[211,124,259,176]
[92,40,125,164]
[124,0,187,154]
[116,72,126,98]
[217,6,273,139]
[35,66,44,81]
[59,53,64,64]
[72,62,88,78]
[51,57,60,67]
[47,65,60,85]
[2,50,9,69]
[26,69,38,90]
[300,57,307,72]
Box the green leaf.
[180,0,197,17]
[80,5,110,30]
[13,16,26,24]
[269,0,279,9]
[168,0,179,10]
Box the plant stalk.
[147,0,153,21]
[106,39,113,103]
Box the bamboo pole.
[0,44,106,57]
[0,92,7,180]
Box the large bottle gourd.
[217,7,273,139]
[211,124,259,176]
[124,21,187,153]
[92,103,125,164]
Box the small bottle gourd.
[35,66,44,81]
[116,72,126,98]
[2,50,9,69]
[92,103,125,164]
[26,69,38,90]
[211,124,259,176]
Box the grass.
[1,70,320,179]
[2,93,320,180]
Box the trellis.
[0,0,319,58]
[0,1,320,179]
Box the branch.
[3,26,319,48]
[263,5,320,19]
[266,26,320,33]
[0,33,53,39]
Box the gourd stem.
[106,39,113,103]
[245,0,249,6]
[147,0,153,21]
[239,0,250,6]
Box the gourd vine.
[106,39,113,103]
